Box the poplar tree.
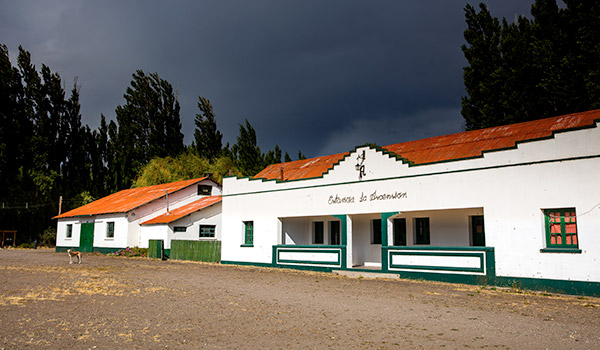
[194,97,222,161]
[114,70,184,188]
[232,119,263,176]
[461,1,600,130]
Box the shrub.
[107,246,148,258]
[41,227,56,247]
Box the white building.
[55,177,221,253]
[140,196,222,255]
[220,110,600,296]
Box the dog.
[67,249,82,264]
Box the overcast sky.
[0,1,534,158]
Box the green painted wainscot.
[222,245,600,297]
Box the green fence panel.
[170,240,221,262]
[148,240,164,259]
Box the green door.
[471,216,485,247]
[79,222,94,252]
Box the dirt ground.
[0,249,598,349]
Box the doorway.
[471,216,485,246]
[79,222,94,252]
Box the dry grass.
[0,264,166,306]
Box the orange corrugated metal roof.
[255,152,349,181]
[255,110,600,181]
[140,196,222,225]
[55,178,208,219]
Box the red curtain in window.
[565,211,577,245]
[549,212,562,245]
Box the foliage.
[107,246,148,257]
[194,97,223,161]
[0,43,303,246]
[232,119,263,176]
[114,70,184,190]
[40,227,56,247]
[0,44,99,244]
[133,152,242,187]
[461,1,600,130]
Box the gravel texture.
[0,249,599,349]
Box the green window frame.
[243,221,253,246]
[371,219,382,245]
[106,222,115,238]
[173,226,187,233]
[414,218,430,245]
[66,224,73,238]
[544,208,578,248]
[313,221,324,244]
[200,225,216,238]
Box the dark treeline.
[0,45,304,245]
[462,0,600,129]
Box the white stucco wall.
[221,122,600,282]
[139,202,222,249]
[56,218,82,248]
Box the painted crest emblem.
[355,150,366,180]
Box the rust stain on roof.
[255,110,600,181]
[140,196,222,225]
[255,152,349,181]
[55,177,208,219]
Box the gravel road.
[1,249,598,349]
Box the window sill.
[240,244,254,247]
[540,248,582,254]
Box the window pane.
[544,208,578,248]
[244,221,253,245]
[200,225,215,238]
[550,223,561,233]
[107,222,115,238]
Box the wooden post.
[58,196,63,215]
[165,190,169,213]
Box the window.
[544,208,578,248]
[393,218,406,246]
[174,226,187,233]
[313,221,324,244]
[329,221,340,245]
[66,224,73,238]
[200,225,216,238]
[198,185,212,196]
[414,218,430,245]
[106,222,115,238]
[243,221,253,246]
[371,219,382,245]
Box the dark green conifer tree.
[194,97,222,161]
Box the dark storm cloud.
[0,0,534,157]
